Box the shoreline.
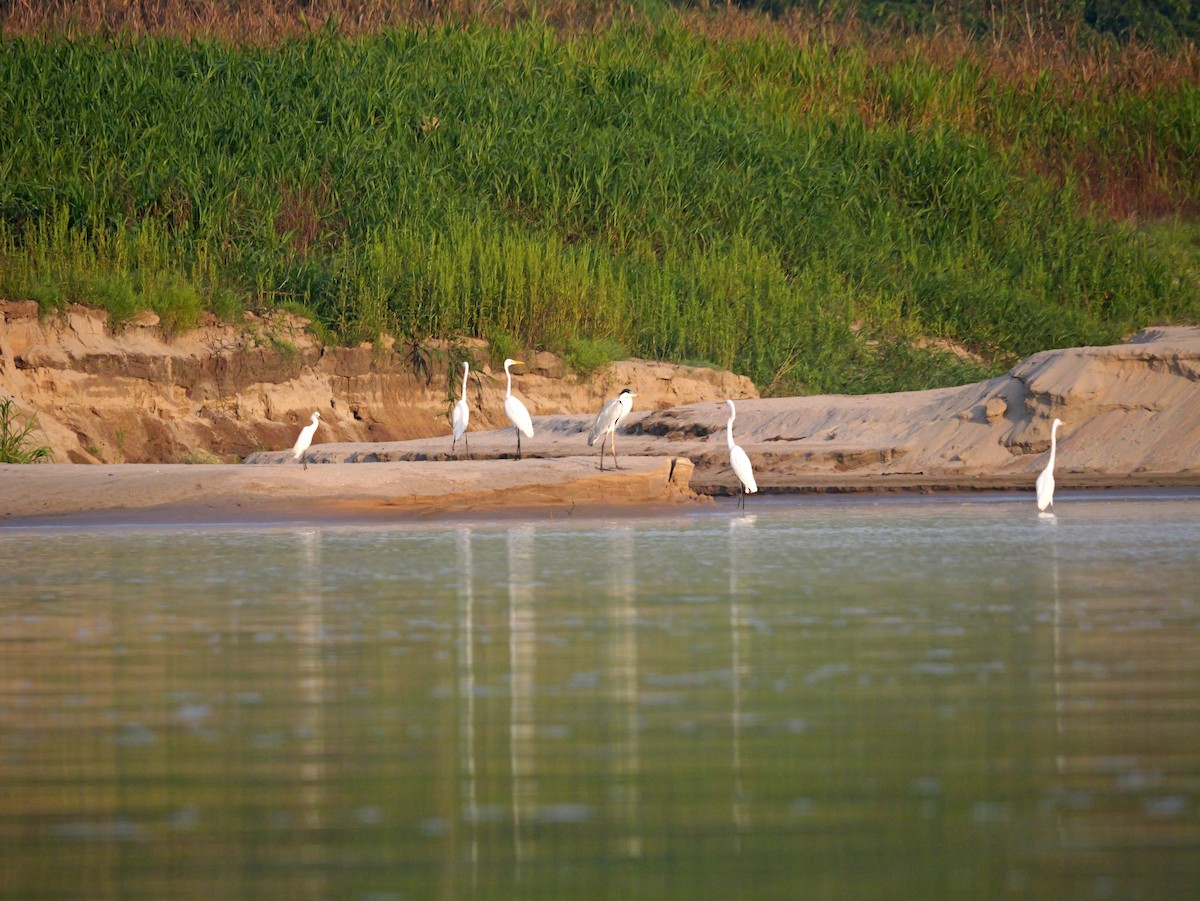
[3,326,1197,527]
[2,458,1196,528]
[238,326,1200,500]
[0,456,703,526]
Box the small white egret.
[503,358,534,459]
[587,388,637,471]
[292,411,321,470]
[1036,417,1064,514]
[452,361,470,458]
[724,399,758,509]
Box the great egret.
[503,358,534,459]
[292,411,321,470]
[724,399,758,509]
[452,361,470,457]
[588,388,637,471]
[1036,417,1064,514]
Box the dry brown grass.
[7,0,1196,88]
[0,0,625,41]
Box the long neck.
[726,407,736,448]
[460,367,469,402]
[1048,422,1059,467]
[505,365,513,397]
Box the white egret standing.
[588,388,637,471]
[724,400,758,509]
[503,358,534,460]
[452,361,471,458]
[1036,417,1064,514]
[292,411,321,470]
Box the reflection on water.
[2,494,1199,899]
[508,525,535,871]
[457,526,479,889]
[730,514,754,850]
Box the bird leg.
[464,434,470,460]
[610,430,620,470]
[302,455,308,471]
[516,430,522,461]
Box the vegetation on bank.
[1,2,1197,395]
[0,398,54,464]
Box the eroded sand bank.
[2,327,1197,524]
[247,326,1200,496]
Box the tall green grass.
[1,17,1196,393]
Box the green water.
[2,494,1199,899]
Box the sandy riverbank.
[0,456,701,525]
[2,326,1197,525]
[246,325,1200,496]
[0,300,755,464]
[3,456,1191,528]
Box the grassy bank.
[1,6,1197,394]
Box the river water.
[2,493,1198,900]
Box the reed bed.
[1,9,1196,394]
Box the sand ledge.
[0,456,703,525]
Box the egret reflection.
[507,525,537,868]
[1051,530,1064,778]
[295,529,326,841]
[729,513,757,848]
[606,526,641,858]
[456,526,479,884]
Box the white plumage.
[725,399,757,508]
[1036,417,1063,513]
[503,358,534,459]
[588,388,636,471]
[292,411,321,470]
[452,361,470,457]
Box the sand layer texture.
[248,326,1200,496]
[0,301,754,463]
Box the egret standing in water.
[452,361,471,458]
[503,358,534,459]
[724,399,757,509]
[1036,417,1064,514]
[588,388,637,471]
[292,411,321,470]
